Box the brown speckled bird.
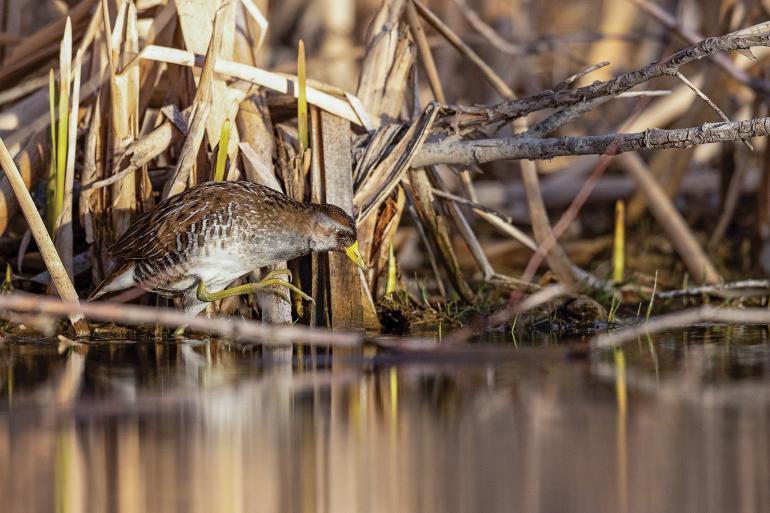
[88,181,365,314]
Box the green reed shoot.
[1,263,13,294]
[510,313,519,348]
[608,294,621,323]
[55,49,70,235]
[47,69,57,234]
[214,119,231,181]
[385,242,397,297]
[645,270,658,322]
[297,39,308,154]
[613,200,625,282]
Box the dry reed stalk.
[402,185,446,298]
[320,111,364,329]
[618,152,720,284]
[430,169,496,280]
[240,0,268,55]
[407,166,474,301]
[366,188,405,297]
[136,0,177,116]
[414,0,577,287]
[354,104,438,221]
[161,8,222,199]
[106,2,142,241]
[137,44,366,126]
[353,0,414,304]
[179,0,237,146]
[405,3,498,282]
[0,136,89,336]
[79,87,109,284]
[355,0,407,126]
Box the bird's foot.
[262,268,292,282]
[196,277,314,304]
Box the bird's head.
[310,204,366,270]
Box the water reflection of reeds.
[0,338,768,513]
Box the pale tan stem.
[0,136,89,336]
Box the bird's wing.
[108,185,227,261]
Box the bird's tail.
[88,263,137,300]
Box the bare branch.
[440,24,770,131]
[593,305,770,349]
[414,117,770,167]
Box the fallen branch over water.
[0,292,361,347]
[593,306,770,349]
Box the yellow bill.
[344,241,367,270]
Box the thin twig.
[440,22,770,130]
[629,0,768,93]
[431,188,514,224]
[675,71,752,151]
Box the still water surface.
[1,325,769,513]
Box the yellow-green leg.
[196,274,314,304]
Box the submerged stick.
[0,137,89,336]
